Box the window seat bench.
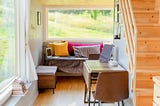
[42,41,102,76]
[44,56,88,76]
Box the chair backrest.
[94,71,129,102]
[88,54,100,60]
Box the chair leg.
[118,102,120,106]
[122,100,124,106]
[93,99,96,106]
[100,101,102,106]
[84,84,87,103]
[98,100,100,106]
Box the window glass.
[47,9,113,39]
[0,0,16,86]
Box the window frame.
[0,0,20,104]
[43,6,114,43]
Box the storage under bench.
[36,66,57,93]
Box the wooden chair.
[84,54,100,103]
[93,71,129,106]
[89,54,100,83]
[88,54,100,60]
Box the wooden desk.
[83,60,125,106]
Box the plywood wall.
[155,0,160,23]
[36,0,114,8]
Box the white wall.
[114,27,133,105]
[29,0,43,67]
[114,39,128,69]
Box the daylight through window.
[47,9,113,39]
[0,0,17,90]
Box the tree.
[91,10,98,20]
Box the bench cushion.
[36,66,57,75]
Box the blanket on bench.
[45,56,87,74]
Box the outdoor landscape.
[0,0,15,82]
[0,9,114,82]
[48,10,113,39]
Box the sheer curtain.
[19,0,37,82]
[25,0,38,82]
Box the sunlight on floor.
[33,77,132,106]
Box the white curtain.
[24,0,38,82]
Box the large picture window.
[0,0,17,90]
[47,9,113,40]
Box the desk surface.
[85,60,125,73]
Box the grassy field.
[0,0,16,82]
[0,38,8,66]
[0,27,15,82]
[0,10,113,82]
[0,37,8,82]
[0,37,15,82]
[48,12,113,38]
[0,23,8,75]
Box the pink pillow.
[68,42,103,55]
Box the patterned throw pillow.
[73,45,100,58]
[68,42,103,55]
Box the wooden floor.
[33,76,132,106]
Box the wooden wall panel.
[136,96,153,106]
[131,0,155,11]
[136,88,153,106]
[134,11,159,24]
[137,25,160,37]
[137,53,160,66]
[128,0,160,105]
[155,0,160,23]
[137,38,160,52]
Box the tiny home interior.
[0,0,160,106]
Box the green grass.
[0,38,8,65]
[0,26,15,82]
[0,38,8,82]
[0,37,16,82]
[48,12,113,38]
[0,1,16,82]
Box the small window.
[47,9,113,40]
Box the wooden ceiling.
[36,0,114,9]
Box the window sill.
[44,38,113,44]
[3,95,22,106]
[0,86,12,106]
[3,83,33,106]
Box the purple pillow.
[68,42,103,55]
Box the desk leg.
[84,75,92,106]
[84,83,87,103]
[88,86,91,106]
[84,73,96,106]
[84,84,92,106]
